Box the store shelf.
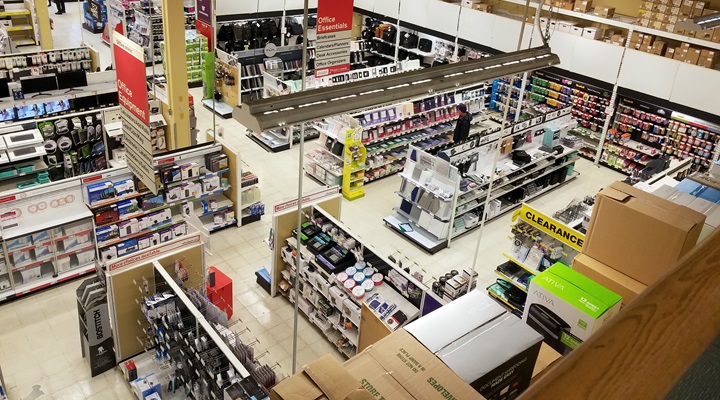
[204,219,237,232]
[0,10,30,16]
[495,269,529,293]
[88,191,149,209]
[502,253,540,276]
[10,263,96,298]
[6,25,33,32]
[164,168,229,188]
[487,288,522,313]
[98,216,183,248]
[14,39,35,46]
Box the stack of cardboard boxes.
[639,0,720,44]
[572,181,706,307]
[271,291,557,400]
[553,0,575,10]
[665,42,720,68]
[628,32,668,55]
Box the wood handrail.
[519,228,720,399]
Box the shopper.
[454,103,472,143]
[55,0,65,14]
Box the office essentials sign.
[315,0,353,78]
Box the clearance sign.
[315,0,353,77]
[514,204,586,252]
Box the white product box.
[342,298,361,326]
[31,230,50,244]
[6,236,31,251]
[172,223,186,237]
[55,257,72,273]
[76,249,95,265]
[65,221,93,235]
[100,246,117,261]
[118,219,140,237]
[558,22,575,33]
[20,266,42,283]
[582,27,602,39]
[406,290,505,352]
[180,162,200,180]
[571,26,584,36]
[461,0,481,7]
[329,286,348,308]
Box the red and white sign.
[315,0,353,78]
[107,233,202,272]
[274,186,340,214]
[113,34,158,194]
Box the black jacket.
[454,113,472,142]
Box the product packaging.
[583,181,706,285]
[572,253,646,307]
[523,263,622,355]
[87,181,115,205]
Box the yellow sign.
[513,204,585,251]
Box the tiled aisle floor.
[0,10,624,400]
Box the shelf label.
[113,33,158,195]
[315,0,353,78]
[514,204,585,252]
[273,186,340,213]
[107,233,202,272]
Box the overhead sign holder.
[315,0,353,78]
[112,34,158,194]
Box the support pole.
[160,0,191,149]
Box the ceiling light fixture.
[676,12,720,30]
[233,45,560,132]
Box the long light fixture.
[676,12,720,30]
[233,45,560,132]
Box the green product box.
[522,262,622,356]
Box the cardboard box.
[680,0,695,14]
[713,28,720,43]
[365,329,484,400]
[583,182,706,285]
[554,0,574,10]
[582,27,602,39]
[665,47,677,58]
[473,3,492,12]
[693,0,706,16]
[571,26,584,36]
[652,40,668,54]
[462,0,481,7]
[574,0,593,13]
[642,34,655,45]
[685,47,701,64]
[572,253,647,307]
[695,29,714,41]
[594,6,615,17]
[435,314,543,400]
[522,263,622,356]
[610,34,625,45]
[405,291,506,353]
[404,291,543,400]
[270,355,375,400]
[344,355,415,400]
[531,343,562,383]
[629,31,644,43]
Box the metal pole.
[467,0,542,289]
[292,0,310,375]
[211,0,217,142]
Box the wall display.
[84,0,108,34]
[113,33,157,194]
[126,3,164,65]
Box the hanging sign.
[513,204,585,252]
[113,34,158,194]
[315,0,353,78]
[196,0,214,50]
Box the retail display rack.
[385,105,579,253]
[0,2,38,47]
[127,1,164,65]
[105,239,276,399]
[275,204,426,357]
[0,178,97,302]
[0,46,97,82]
[488,203,585,317]
[76,276,115,377]
[83,143,245,266]
[83,0,108,34]
[161,30,209,88]
[607,97,720,175]
[305,84,488,187]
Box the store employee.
[454,103,472,143]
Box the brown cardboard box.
[671,0,683,6]
[697,56,719,67]
[594,6,615,18]
[572,253,648,306]
[574,0,593,12]
[344,355,416,400]
[610,34,625,45]
[674,47,687,60]
[364,330,484,400]
[680,0,695,14]
[583,182,706,286]
[652,40,668,54]
[666,47,677,58]
[642,34,655,45]
[681,41,692,49]
[629,31,644,43]
[698,49,720,67]
[270,355,376,400]
[530,343,562,383]
[685,47,701,63]
[695,29,714,41]
[713,28,720,42]
[630,42,643,50]
[693,1,706,15]
[553,0,574,10]
[671,6,681,14]
[473,3,492,12]
[527,14,536,24]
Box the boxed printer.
[523,263,622,356]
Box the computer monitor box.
[526,303,571,356]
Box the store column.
[160,0,191,149]
[35,0,53,49]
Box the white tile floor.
[0,9,625,399]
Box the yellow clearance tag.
[516,204,585,252]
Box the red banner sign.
[315,0,353,78]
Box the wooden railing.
[520,228,720,399]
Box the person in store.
[54,0,66,15]
[454,103,472,143]
[454,103,473,177]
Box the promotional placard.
[196,0,214,50]
[315,0,353,78]
[112,34,158,194]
